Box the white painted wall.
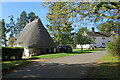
[93,37,113,48]
[24,48,29,56]
[76,37,113,49]
[13,43,30,56]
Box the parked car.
[56,45,73,53]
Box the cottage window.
[102,43,105,45]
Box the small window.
[102,43,105,45]
[108,41,110,42]
[102,37,105,39]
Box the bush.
[3,47,24,49]
[106,36,120,56]
[2,47,24,61]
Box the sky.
[1,1,104,40]
[2,2,49,28]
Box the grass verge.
[30,49,100,59]
[91,53,119,79]
[2,60,31,72]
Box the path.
[3,49,107,78]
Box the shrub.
[3,47,24,49]
[2,47,24,61]
[106,36,120,56]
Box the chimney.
[29,19,31,23]
[91,27,94,32]
[29,19,33,23]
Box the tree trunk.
[5,40,7,46]
[81,45,83,51]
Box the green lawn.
[30,49,100,59]
[2,48,100,73]
[2,60,31,72]
[92,53,119,79]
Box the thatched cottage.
[14,18,56,56]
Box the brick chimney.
[29,19,31,23]
[91,27,94,32]
[29,19,33,23]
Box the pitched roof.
[87,32,112,37]
[16,18,56,49]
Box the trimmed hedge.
[2,47,24,49]
[106,36,120,56]
[2,47,24,61]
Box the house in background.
[76,27,114,49]
[14,18,56,56]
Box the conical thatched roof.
[16,18,56,49]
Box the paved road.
[3,49,107,78]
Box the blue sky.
[1,2,101,34]
[2,2,49,27]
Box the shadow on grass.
[89,62,119,79]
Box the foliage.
[75,2,120,21]
[42,2,75,46]
[7,15,17,37]
[106,36,120,56]
[28,11,38,20]
[97,20,120,33]
[19,11,28,34]
[75,33,94,51]
[8,37,15,47]
[1,19,9,46]
[78,27,88,33]
[2,47,24,61]
[91,53,119,78]
[42,2,120,29]
[2,47,24,49]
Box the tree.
[28,11,38,20]
[16,18,21,35]
[42,2,75,46]
[1,19,9,46]
[97,20,119,33]
[75,2,120,22]
[8,37,15,47]
[19,11,28,32]
[106,36,120,56]
[42,2,120,28]
[7,15,17,38]
[75,33,94,51]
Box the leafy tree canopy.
[97,20,120,33]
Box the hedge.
[2,47,24,61]
[106,36,120,56]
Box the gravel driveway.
[3,49,107,79]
